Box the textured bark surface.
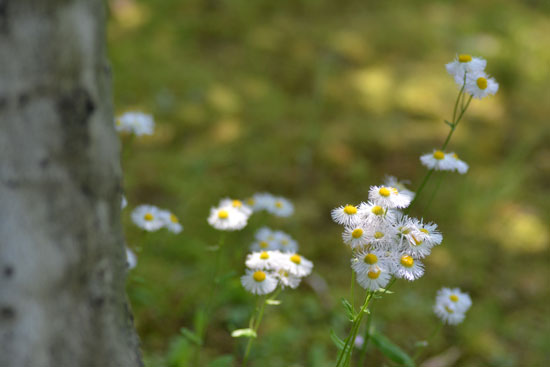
[0,1,142,366]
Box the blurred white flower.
[131,205,165,231]
[241,269,278,295]
[115,112,154,136]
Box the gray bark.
[0,1,142,366]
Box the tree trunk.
[0,1,142,366]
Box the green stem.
[243,295,268,367]
[343,292,374,366]
[412,322,443,362]
[422,172,445,214]
[404,169,434,214]
[351,272,356,307]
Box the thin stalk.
[422,172,445,214]
[404,169,434,214]
[412,322,443,361]
[336,292,370,367]
[342,292,374,366]
[351,272,356,307]
[243,295,268,367]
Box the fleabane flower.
[447,152,469,174]
[445,54,487,86]
[356,265,392,291]
[115,112,154,136]
[219,198,253,216]
[357,201,396,225]
[246,192,275,211]
[364,222,399,251]
[368,186,411,209]
[132,205,165,231]
[331,204,361,227]
[207,205,248,231]
[273,230,299,253]
[396,216,434,259]
[281,253,313,277]
[465,71,499,99]
[342,225,370,249]
[436,287,472,314]
[245,251,284,270]
[417,220,443,247]
[241,269,278,295]
[391,253,424,281]
[267,196,294,217]
[159,210,183,234]
[384,176,415,201]
[434,300,465,325]
[274,269,302,289]
[351,249,391,278]
[420,150,456,171]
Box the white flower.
[396,216,434,259]
[115,112,154,136]
[351,249,391,278]
[417,220,443,247]
[436,287,472,314]
[131,205,165,231]
[246,193,275,211]
[331,204,361,227]
[241,269,278,295]
[245,251,284,270]
[219,198,253,216]
[281,253,313,277]
[273,230,299,253]
[434,299,466,325]
[356,264,392,291]
[207,206,248,231]
[159,210,183,234]
[342,225,370,249]
[364,222,399,251]
[448,153,469,174]
[357,201,397,225]
[445,54,487,86]
[384,176,415,201]
[420,150,456,171]
[255,226,276,242]
[250,240,279,252]
[121,195,128,209]
[368,185,411,209]
[126,247,137,270]
[465,71,498,99]
[391,254,424,281]
[274,269,302,289]
[267,196,294,217]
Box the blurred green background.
[108,0,550,366]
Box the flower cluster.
[446,54,498,99]
[241,248,313,295]
[246,192,294,217]
[433,287,472,325]
[332,181,442,291]
[131,204,183,233]
[115,111,155,136]
[420,150,469,174]
[208,198,252,231]
[250,227,299,253]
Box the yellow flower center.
[260,251,269,260]
[144,213,154,221]
[364,253,378,265]
[290,254,302,264]
[411,234,422,246]
[367,269,381,279]
[247,198,255,206]
[420,228,429,234]
[374,231,384,239]
[259,241,269,249]
[371,206,384,216]
[352,228,364,239]
[476,77,488,90]
[344,205,357,215]
[253,271,266,282]
[444,305,454,314]
[400,255,414,268]
[458,54,472,63]
[281,239,289,246]
[433,150,445,160]
[218,210,229,219]
[452,153,459,159]
[379,187,391,197]
[450,294,459,302]
[275,201,283,208]
[232,200,242,208]
[400,226,411,235]
[391,187,399,194]
[170,214,179,223]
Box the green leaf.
[330,329,346,351]
[231,328,257,338]
[371,329,415,367]
[341,298,356,321]
[266,299,281,305]
[444,120,454,127]
[180,327,202,346]
[208,355,234,367]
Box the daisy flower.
[281,253,313,277]
[365,222,398,251]
[250,240,279,252]
[465,71,499,99]
[368,185,411,209]
[445,54,487,86]
[384,176,415,201]
[267,196,294,217]
[273,230,299,253]
[159,210,183,234]
[115,112,154,136]
[219,198,253,216]
[274,269,302,289]
[207,206,248,231]
[434,299,466,325]
[126,247,137,270]
[357,201,396,224]
[246,192,275,211]
[420,150,456,171]
[131,205,165,231]
[241,269,278,295]
[351,249,391,278]
[417,220,443,247]
[436,287,472,314]
[448,153,469,174]
[255,226,276,242]
[331,204,361,227]
[356,265,392,291]
[245,251,284,270]
[392,254,424,281]
[342,225,370,249]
